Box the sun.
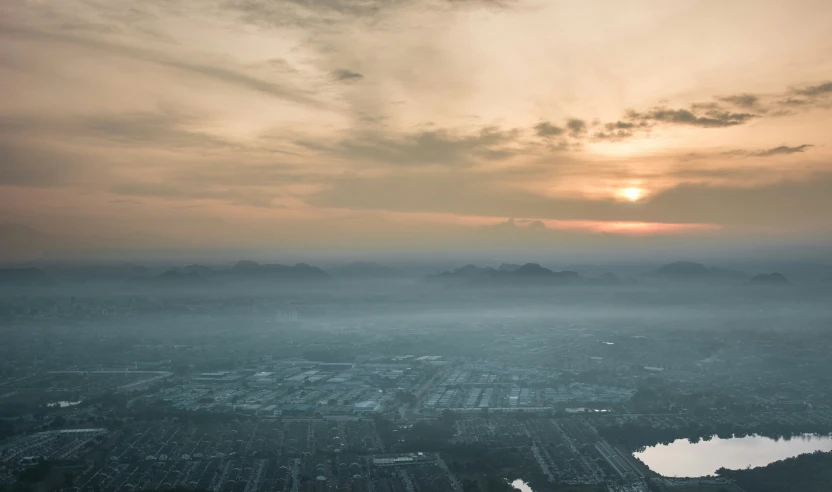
[619,187,644,202]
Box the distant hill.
[178,264,216,276]
[326,261,403,279]
[427,264,496,283]
[587,272,624,285]
[656,261,710,276]
[156,270,208,284]
[126,270,212,289]
[748,272,790,285]
[653,261,748,282]
[428,263,583,286]
[0,267,47,284]
[231,261,330,281]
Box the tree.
[64,471,75,488]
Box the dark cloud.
[489,218,547,230]
[769,81,832,111]
[332,69,364,81]
[751,144,814,157]
[80,110,238,149]
[491,217,518,229]
[592,81,831,139]
[718,93,759,108]
[0,23,324,108]
[111,182,278,208]
[227,0,518,29]
[298,126,521,166]
[444,0,519,9]
[627,107,756,128]
[683,144,815,160]
[593,130,634,142]
[0,109,238,150]
[780,97,811,107]
[534,121,564,137]
[792,81,832,98]
[566,118,587,135]
[592,120,641,141]
[605,120,636,130]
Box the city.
[2,260,832,491]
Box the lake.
[48,400,82,408]
[634,433,832,477]
[509,479,533,492]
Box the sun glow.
[619,187,644,202]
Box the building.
[353,400,382,414]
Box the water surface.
[48,400,82,408]
[634,434,832,477]
[509,479,533,492]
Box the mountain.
[0,267,47,285]
[486,263,581,285]
[231,261,330,281]
[326,262,403,279]
[748,272,791,285]
[156,270,208,284]
[427,264,496,283]
[129,270,211,288]
[653,261,748,282]
[429,263,583,286]
[587,272,624,285]
[656,261,710,276]
[232,260,261,274]
[178,264,216,276]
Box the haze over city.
[2,2,832,492]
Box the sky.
[1,0,831,261]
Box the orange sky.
[1,0,831,259]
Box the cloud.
[0,23,325,109]
[227,0,519,29]
[488,218,547,231]
[0,108,240,151]
[591,81,832,139]
[110,182,278,208]
[332,69,364,81]
[792,81,832,98]
[592,120,642,141]
[718,93,759,108]
[299,125,522,166]
[750,144,814,157]
[566,118,587,135]
[81,110,238,149]
[534,121,564,137]
[627,107,756,128]
[681,144,815,160]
